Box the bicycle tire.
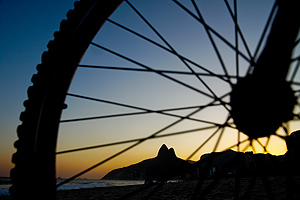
[10,0,124,199]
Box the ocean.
[0,178,144,196]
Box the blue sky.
[0,0,298,179]
[0,0,75,176]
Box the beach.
[0,181,196,200]
[55,181,198,200]
[0,180,218,200]
[57,177,298,200]
[1,177,299,199]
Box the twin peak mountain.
[102,144,190,180]
[102,144,297,180]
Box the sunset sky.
[0,0,75,177]
[1,0,299,180]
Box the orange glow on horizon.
[56,132,290,179]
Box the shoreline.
[1,177,299,199]
[0,181,196,200]
[56,180,198,200]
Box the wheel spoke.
[173,0,251,63]
[256,139,269,153]
[224,0,253,60]
[253,1,278,61]
[57,141,142,188]
[61,105,221,125]
[291,55,300,63]
[61,111,147,123]
[289,57,300,82]
[213,125,226,152]
[186,126,221,160]
[234,0,239,79]
[242,141,251,152]
[294,38,300,48]
[57,88,232,184]
[212,115,232,152]
[246,1,278,75]
[67,93,221,112]
[91,42,215,98]
[57,125,218,155]
[64,93,225,125]
[106,19,230,83]
[237,131,241,152]
[250,140,257,154]
[125,0,203,79]
[274,132,287,140]
[292,81,300,86]
[282,123,290,136]
[126,0,232,109]
[125,0,173,54]
[78,64,236,78]
[57,102,218,186]
[191,0,231,84]
[66,93,150,112]
[223,138,249,152]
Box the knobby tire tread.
[10,0,124,199]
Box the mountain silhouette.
[101,144,190,180]
[102,142,299,180]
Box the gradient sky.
[1,0,299,179]
[0,0,75,177]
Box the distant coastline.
[101,144,298,181]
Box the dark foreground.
[1,177,299,200]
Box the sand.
[1,177,299,200]
[55,177,299,200]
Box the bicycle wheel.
[11,0,300,199]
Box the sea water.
[57,179,144,190]
[0,178,144,196]
[0,177,11,196]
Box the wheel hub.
[230,76,296,139]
